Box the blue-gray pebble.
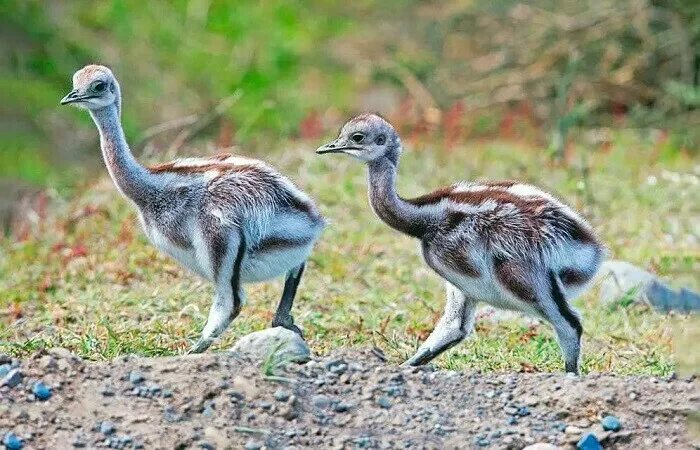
[601,415,621,431]
[32,381,52,400]
[2,432,23,450]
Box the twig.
[135,114,198,151]
[234,426,270,435]
[167,90,242,154]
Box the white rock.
[523,444,560,450]
[596,260,658,305]
[230,327,310,363]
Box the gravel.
[0,348,696,449]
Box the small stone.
[100,421,116,435]
[334,401,353,413]
[274,389,291,402]
[517,406,531,416]
[601,415,621,431]
[200,443,215,450]
[100,385,115,397]
[325,359,348,374]
[1,369,22,388]
[565,426,584,435]
[2,433,22,450]
[244,440,264,450]
[163,406,181,423]
[32,381,52,401]
[311,394,330,409]
[523,444,559,450]
[376,395,391,409]
[230,327,310,363]
[476,437,490,447]
[506,416,518,426]
[577,433,603,450]
[128,371,145,384]
[0,364,10,378]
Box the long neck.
[89,105,153,205]
[367,156,430,239]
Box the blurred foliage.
[0,0,358,184]
[0,0,698,188]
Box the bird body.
[62,65,323,352]
[318,113,604,373]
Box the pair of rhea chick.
[62,65,603,374]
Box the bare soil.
[0,348,697,449]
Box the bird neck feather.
[367,156,430,239]
[90,104,154,205]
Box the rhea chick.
[61,65,324,353]
[317,113,603,374]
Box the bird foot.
[187,337,213,354]
[272,318,304,339]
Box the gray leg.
[403,282,476,366]
[272,262,305,337]
[545,270,583,374]
[189,233,246,354]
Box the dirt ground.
[0,348,697,450]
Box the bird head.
[60,65,119,110]
[316,113,401,165]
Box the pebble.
[2,433,22,450]
[100,421,116,435]
[244,440,264,450]
[601,415,621,431]
[565,425,584,435]
[506,416,518,426]
[100,385,115,397]
[577,433,603,450]
[334,401,353,413]
[274,389,291,402]
[163,406,182,423]
[1,369,22,388]
[128,371,145,384]
[32,381,52,401]
[376,396,392,409]
[325,359,348,374]
[311,394,330,409]
[523,444,558,450]
[0,364,10,378]
[475,437,490,447]
[517,406,531,416]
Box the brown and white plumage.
[317,113,604,373]
[61,65,324,352]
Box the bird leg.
[403,282,475,366]
[189,233,246,354]
[272,262,306,337]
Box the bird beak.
[60,89,88,105]
[315,140,361,155]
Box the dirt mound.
[0,348,697,449]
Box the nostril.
[328,143,336,148]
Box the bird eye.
[93,81,107,92]
[351,133,365,143]
[375,134,386,145]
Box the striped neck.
[90,104,154,205]
[367,156,431,239]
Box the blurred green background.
[1,0,698,191]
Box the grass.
[0,135,698,376]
